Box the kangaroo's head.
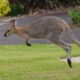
[4,19,17,37]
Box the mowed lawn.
[0,44,80,80]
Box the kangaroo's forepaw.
[26,43,32,46]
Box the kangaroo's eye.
[7,30,10,32]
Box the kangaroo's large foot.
[67,58,72,68]
[26,41,32,46]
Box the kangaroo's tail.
[67,28,80,47]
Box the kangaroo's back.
[27,16,69,38]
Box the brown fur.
[4,16,80,67]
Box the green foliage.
[9,3,24,16]
[0,0,10,16]
[9,0,80,15]
[69,10,80,24]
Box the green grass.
[0,44,80,80]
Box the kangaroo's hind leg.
[59,40,72,67]
[48,32,72,67]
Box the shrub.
[68,9,80,24]
[0,0,10,16]
[9,3,24,16]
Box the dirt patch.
[60,57,80,63]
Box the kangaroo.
[4,16,80,68]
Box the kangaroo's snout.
[4,30,10,37]
[4,33,7,37]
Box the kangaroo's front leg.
[20,31,31,46]
[26,41,32,46]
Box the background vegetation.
[68,8,80,24]
[0,0,10,16]
[0,0,80,16]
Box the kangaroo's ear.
[10,19,16,27]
